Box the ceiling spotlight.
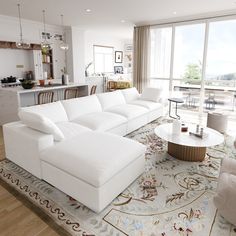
[121,20,126,23]
[173,11,177,15]
[86,9,91,13]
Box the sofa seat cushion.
[72,112,127,131]
[40,131,146,187]
[56,122,92,139]
[107,104,148,119]
[129,100,162,111]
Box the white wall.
[84,30,126,74]
[0,15,65,80]
[66,27,85,83]
[0,49,33,78]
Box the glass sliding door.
[204,19,236,113]
[150,16,236,120]
[172,23,205,111]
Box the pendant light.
[59,14,69,51]
[41,10,51,51]
[16,3,30,49]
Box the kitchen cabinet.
[52,43,66,80]
[32,50,43,80]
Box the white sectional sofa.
[3,87,163,212]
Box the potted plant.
[20,79,36,89]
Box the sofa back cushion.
[18,110,64,141]
[140,87,162,102]
[21,101,68,123]
[96,90,126,110]
[121,87,140,103]
[61,95,102,120]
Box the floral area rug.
[0,117,236,236]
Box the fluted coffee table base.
[168,142,206,162]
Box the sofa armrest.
[3,122,54,179]
[214,173,236,225]
[220,158,236,176]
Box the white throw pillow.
[121,87,140,102]
[140,87,162,102]
[18,110,64,142]
[96,90,126,110]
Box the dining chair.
[90,85,97,95]
[38,91,54,105]
[64,88,80,100]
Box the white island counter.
[0,83,88,125]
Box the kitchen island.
[0,83,88,125]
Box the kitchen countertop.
[0,83,88,94]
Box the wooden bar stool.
[38,91,54,105]
[64,88,80,100]
[90,85,97,95]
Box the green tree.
[182,63,201,84]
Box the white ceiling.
[0,0,236,39]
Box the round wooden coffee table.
[154,123,224,162]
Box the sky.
[150,19,236,79]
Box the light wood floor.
[0,127,66,236]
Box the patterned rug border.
[0,159,94,236]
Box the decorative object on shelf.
[114,66,123,74]
[39,79,45,86]
[43,71,48,79]
[59,14,69,51]
[124,44,133,52]
[41,10,51,51]
[16,4,30,49]
[115,51,123,63]
[20,79,35,89]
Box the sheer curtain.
[133,25,151,93]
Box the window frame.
[150,15,236,111]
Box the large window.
[206,19,236,86]
[94,45,114,73]
[173,23,205,82]
[150,17,236,115]
[150,27,172,78]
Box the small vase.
[61,74,65,85]
[172,119,181,135]
[64,74,69,85]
